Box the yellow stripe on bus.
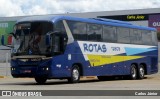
[87,55,144,66]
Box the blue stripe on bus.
[125,47,157,56]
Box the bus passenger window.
[151,31,158,45]
[72,22,87,40]
[103,26,117,43]
[117,27,130,43]
[130,29,142,44]
[142,30,152,45]
[87,24,102,41]
[67,21,87,40]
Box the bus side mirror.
[45,31,61,46]
[45,34,51,46]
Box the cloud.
[0,0,24,16]
[0,0,160,17]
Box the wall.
[0,21,15,45]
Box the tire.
[68,65,80,83]
[35,77,47,84]
[130,64,137,80]
[137,65,145,79]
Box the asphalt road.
[0,62,160,99]
[0,74,160,90]
[0,73,160,99]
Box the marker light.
[46,68,49,71]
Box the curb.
[0,76,5,78]
[86,76,96,78]
[80,76,97,80]
[0,76,11,78]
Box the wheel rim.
[132,67,136,78]
[72,68,79,81]
[140,67,144,77]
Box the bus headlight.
[46,67,49,71]
[11,68,16,71]
[42,67,49,71]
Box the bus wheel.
[35,77,47,84]
[130,64,137,80]
[138,65,145,79]
[68,65,80,83]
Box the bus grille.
[18,61,39,66]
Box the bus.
[10,15,158,84]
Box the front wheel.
[35,77,47,84]
[68,65,80,83]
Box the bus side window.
[103,25,117,43]
[87,23,102,41]
[151,31,158,45]
[117,27,130,44]
[54,21,67,53]
[54,21,66,33]
[73,22,87,40]
[67,21,87,40]
[130,29,142,44]
[142,30,152,45]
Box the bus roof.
[17,15,156,31]
[17,15,58,22]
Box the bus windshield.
[12,22,53,56]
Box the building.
[1,8,160,45]
[0,8,160,61]
[0,8,160,77]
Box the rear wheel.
[130,64,137,80]
[35,77,47,84]
[138,65,145,79]
[68,65,80,83]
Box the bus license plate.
[23,70,31,73]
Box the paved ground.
[0,74,160,90]
[0,65,160,99]
[0,63,11,77]
[0,74,160,99]
[0,63,160,99]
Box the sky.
[0,0,160,17]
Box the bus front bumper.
[11,66,50,78]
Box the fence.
[0,51,11,77]
[0,63,11,77]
